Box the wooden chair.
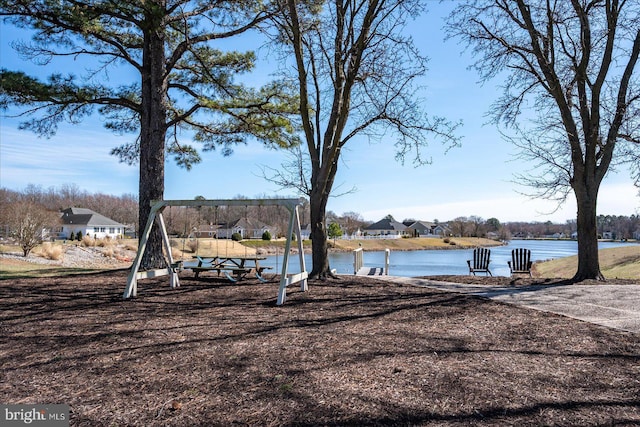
[467,248,492,276]
[508,248,532,277]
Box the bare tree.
[271,0,460,278]
[449,217,470,238]
[448,0,640,281]
[467,215,486,237]
[339,211,366,237]
[5,201,59,256]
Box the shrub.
[40,242,64,260]
[186,239,198,253]
[232,232,242,241]
[81,235,95,247]
[171,247,183,260]
[443,238,450,244]
[96,238,114,247]
[262,230,272,241]
[124,242,138,252]
[76,231,83,241]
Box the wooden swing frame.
[123,198,308,305]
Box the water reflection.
[261,240,638,277]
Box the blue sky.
[1,3,638,224]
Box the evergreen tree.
[0,0,299,269]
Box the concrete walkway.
[381,276,640,334]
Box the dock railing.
[384,248,390,275]
[353,247,390,275]
[353,247,364,274]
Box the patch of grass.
[0,258,103,279]
[242,239,309,250]
[534,245,640,280]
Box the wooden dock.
[356,267,386,276]
[353,248,390,276]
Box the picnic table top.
[193,255,267,261]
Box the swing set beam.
[123,198,308,305]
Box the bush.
[171,247,183,260]
[40,242,64,260]
[124,242,138,252]
[81,235,95,247]
[96,237,114,247]
[76,231,83,241]
[232,232,242,241]
[186,239,198,253]
[262,230,272,241]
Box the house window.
[109,228,115,234]
[94,227,100,233]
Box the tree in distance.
[4,201,59,257]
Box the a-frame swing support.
[123,198,308,305]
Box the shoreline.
[246,236,506,255]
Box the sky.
[1,3,638,224]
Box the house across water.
[60,207,125,239]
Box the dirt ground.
[1,270,639,426]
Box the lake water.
[260,239,639,277]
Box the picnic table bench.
[188,256,271,282]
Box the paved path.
[381,276,640,334]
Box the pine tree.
[1,0,299,269]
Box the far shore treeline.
[1,184,639,241]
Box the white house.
[299,223,311,240]
[60,207,125,239]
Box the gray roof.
[61,207,124,227]
[223,217,269,230]
[365,217,407,231]
[407,221,436,230]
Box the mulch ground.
[424,275,639,287]
[1,270,639,426]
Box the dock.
[353,248,390,276]
[356,267,386,276]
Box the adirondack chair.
[467,248,492,276]
[508,248,533,277]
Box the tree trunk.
[573,183,604,281]
[139,13,167,270]
[309,189,332,278]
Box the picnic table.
[187,255,271,282]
